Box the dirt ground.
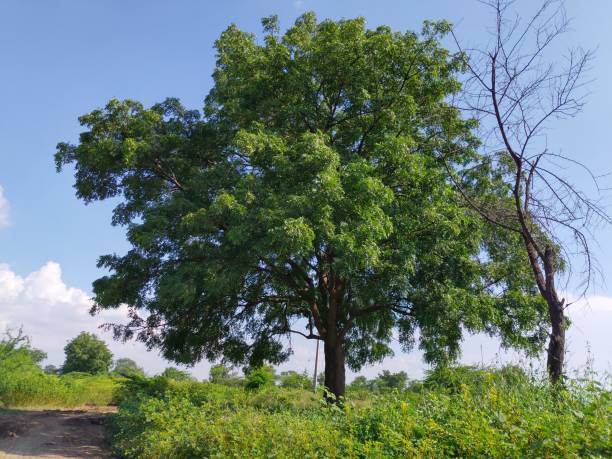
[0,408,116,458]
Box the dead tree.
[451,0,610,383]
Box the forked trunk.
[323,339,346,401]
[547,298,565,384]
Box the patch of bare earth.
[0,408,116,458]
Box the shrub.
[245,365,276,390]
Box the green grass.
[111,367,611,458]
[0,371,119,408]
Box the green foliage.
[112,358,145,377]
[160,367,193,381]
[280,370,312,390]
[111,367,612,458]
[245,365,276,390]
[55,12,547,397]
[62,332,113,375]
[0,332,117,408]
[208,363,243,386]
[347,370,409,396]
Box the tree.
[161,366,193,381]
[372,370,408,391]
[451,0,610,383]
[62,332,112,375]
[44,364,59,375]
[56,14,546,398]
[0,328,45,374]
[279,370,311,389]
[112,358,144,377]
[245,365,276,390]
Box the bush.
[111,367,612,458]
[245,365,276,390]
[280,370,312,390]
[160,367,193,381]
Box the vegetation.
[56,12,547,399]
[0,330,117,407]
[112,357,145,377]
[62,332,113,375]
[160,367,193,381]
[111,366,611,458]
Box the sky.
[0,0,610,381]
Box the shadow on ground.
[0,409,115,458]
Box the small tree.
[62,332,112,375]
[112,358,144,377]
[161,367,193,381]
[0,328,44,374]
[372,370,408,391]
[279,370,311,389]
[44,364,59,375]
[245,365,276,390]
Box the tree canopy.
[62,332,113,375]
[56,13,546,397]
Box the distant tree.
[112,358,144,377]
[372,370,408,391]
[209,364,244,386]
[348,375,370,390]
[279,370,311,390]
[245,365,276,390]
[62,332,112,375]
[0,328,44,373]
[57,13,547,399]
[43,364,59,375]
[161,367,193,381]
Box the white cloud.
[0,261,187,376]
[0,260,610,381]
[0,186,10,228]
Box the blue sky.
[0,0,610,379]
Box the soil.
[0,408,116,458]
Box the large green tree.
[56,14,546,398]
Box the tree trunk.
[323,339,346,401]
[547,298,565,384]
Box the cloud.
[293,0,304,9]
[0,186,10,228]
[0,261,186,376]
[0,261,610,381]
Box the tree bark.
[323,339,346,401]
[547,298,565,384]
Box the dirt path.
[0,408,116,458]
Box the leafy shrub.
[111,366,612,458]
[160,367,193,381]
[245,365,276,390]
[280,370,312,390]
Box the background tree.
[245,365,276,390]
[160,367,193,381]
[43,364,59,375]
[279,370,312,390]
[56,14,547,398]
[62,332,112,375]
[0,328,46,374]
[450,0,611,383]
[112,357,144,377]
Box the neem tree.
[56,14,545,398]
